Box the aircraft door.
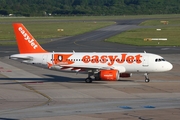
[143,55,149,67]
[42,54,48,65]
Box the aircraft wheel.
[145,79,150,83]
[85,78,92,83]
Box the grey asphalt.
[0,18,180,120]
[0,55,180,119]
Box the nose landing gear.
[144,73,150,83]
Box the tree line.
[0,0,180,16]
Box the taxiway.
[0,19,180,120]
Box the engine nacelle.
[120,73,132,78]
[99,70,119,81]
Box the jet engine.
[99,70,119,81]
[94,70,132,81]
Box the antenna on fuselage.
[144,51,146,53]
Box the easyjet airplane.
[10,23,173,83]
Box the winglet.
[13,23,47,54]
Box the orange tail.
[13,23,47,54]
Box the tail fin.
[13,23,47,54]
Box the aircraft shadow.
[0,75,83,84]
[0,118,19,120]
[0,74,100,84]
[0,74,134,85]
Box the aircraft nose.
[166,62,173,71]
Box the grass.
[23,22,114,39]
[0,21,114,42]
[0,14,180,21]
[140,18,180,26]
[106,18,180,46]
[1,15,180,46]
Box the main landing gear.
[85,77,92,83]
[144,73,150,83]
[85,71,93,83]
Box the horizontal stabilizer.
[10,54,33,60]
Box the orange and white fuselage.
[10,23,173,83]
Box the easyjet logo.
[47,54,74,68]
[103,74,113,77]
[82,54,142,66]
[53,54,74,65]
[18,27,38,49]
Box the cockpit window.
[155,58,166,62]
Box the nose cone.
[166,62,173,71]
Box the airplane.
[10,23,173,83]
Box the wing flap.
[60,65,110,70]
[60,65,126,72]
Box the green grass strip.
[0,21,114,42]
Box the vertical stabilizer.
[13,23,47,53]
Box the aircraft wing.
[61,65,112,69]
[59,64,126,73]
